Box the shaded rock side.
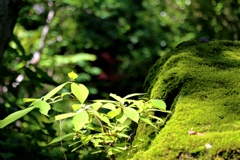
[127,40,240,160]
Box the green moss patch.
[127,40,240,159]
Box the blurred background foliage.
[1,0,240,159]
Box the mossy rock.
[122,40,240,160]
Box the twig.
[59,120,68,160]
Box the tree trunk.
[0,0,21,64]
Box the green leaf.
[116,133,130,138]
[91,102,102,111]
[149,99,166,111]
[107,108,121,119]
[149,115,164,123]
[55,113,76,121]
[23,98,38,103]
[94,112,112,127]
[48,133,75,145]
[86,124,102,132]
[72,110,89,131]
[110,93,124,104]
[68,71,78,80]
[0,106,35,128]
[72,104,84,111]
[91,150,103,154]
[43,82,68,101]
[123,107,139,123]
[102,103,116,111]
[33,100,51,116]
[122,118,132,126]
[116,114,127,124]
[123,93,145,99]
[71,83,89,104]
[140,116,156,128]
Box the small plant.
[0,71,170,160]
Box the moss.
[123,40,240,159]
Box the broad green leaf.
[71,83,89,104]
[33,100,51,116]
[102,103,116,111]
[114,126,128,132]
[68,71,78,80]
[122,118,132,126]
[123,93,145,99]
[110,93,124,104]
[72,104,84,111]
[55,112,76,121]
[48,133,75,145]
[43,82,68,101]
[0,106,35,128]
[86,124,102,132]
[92,102,102,111]
[123,107,139,123]
[72,110,89,131]
[107,108,121,119]
[140,116,156,128]
[23,98,38,103]
[94,112,112,127]
[116,133,130,138]
[149,99,166,111]
[81,135,92,145]
[116,114,127,124]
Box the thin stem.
[59,120,67,160]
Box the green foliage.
[2,1,240,159]
[0,71,169,159]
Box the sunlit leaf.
[149,99,166,111]
[68,71,78,80]
[32,100,51,116]
[55,112,76,121]
[123,93,145,99]
[48,133,75,145]
[123,107,139,123]
[116,114,127,124]
[92,150,103,154]
[122,118,132,126]
[92,102,102,111]
[94,112,112,127]
[107,108,121,119]
[116,133,130,138]
[43,82,68,101]
[149,115,164,123]
[140,116,156,128]
[0,106,35,128]
[102,103,116,111]
[110,93,124,104]
[71,83,89,104]
[23,98,38,103]
[72,104,84,111]
[72,110,89,131]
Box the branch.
[29,1,55,65]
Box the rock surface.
[123,40,240,160]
